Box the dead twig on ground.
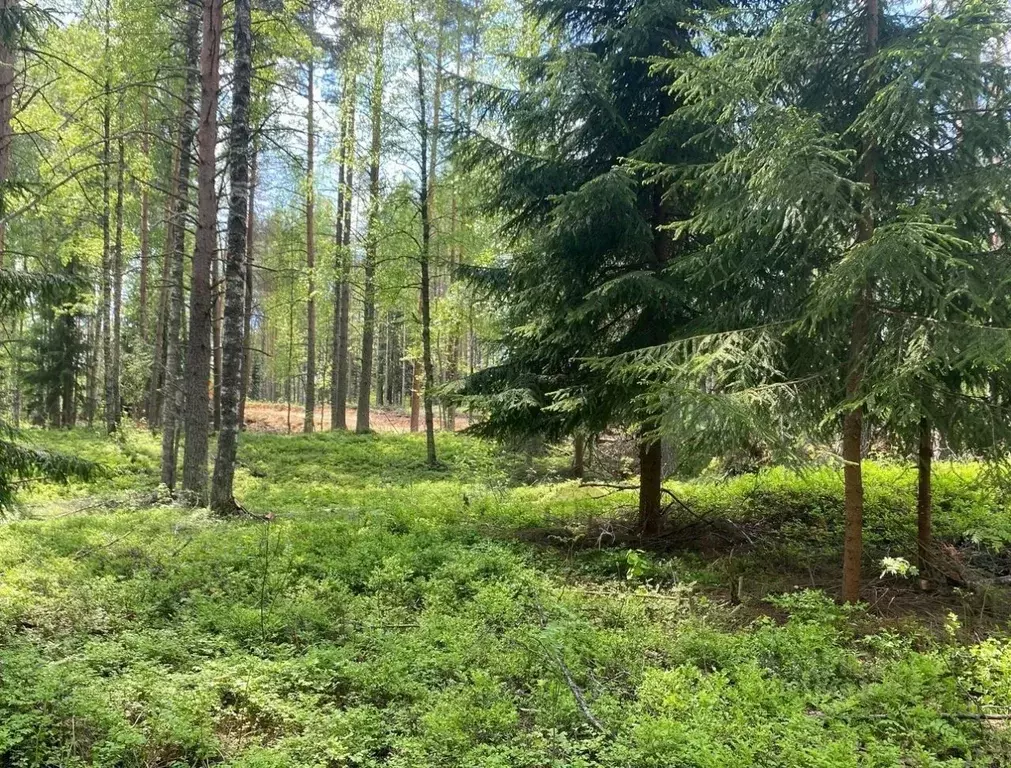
[532,599,610,735]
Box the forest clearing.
[2,427,1011,766]
[241,402,432,434]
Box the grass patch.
[1,429,1010,766]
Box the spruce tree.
[0,270,95,509]
[460,0,718,531]
[641,0,1011,599]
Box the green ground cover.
[1,428,1010,766]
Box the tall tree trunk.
[210,0,251,514]
[161,7,200,490]
[356,31,384,434]
[428,24,444,432]
[0,0,17,268]
[285,277,294,434]
[334,90,356,430]
[445,256,459,432]
[304,54,316,433]
[638,436,662,535]
[917,416,932,577]
[445,21,463,432]
[410,356,420,430]
[415,45,438,467]
[182,0,223,503]
[101,8,114,434]
[573,433,585,479]
[238,145,256,430]
[400,320,407,406]
[330,99,347,430]
[86,306,101,426]
[98,207,111,430]
[139,93,150,344]
[111,137,124,426]
[385,312,397,405]
[840,300,867,602]
[376,313,386,407]
[841,0,878,604]
[148,140,181,427]
[61,306,76,428]
[212,249,223,431]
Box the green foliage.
[459,0,717,445]
[0,268,95,511]
[0,428,97,512]
[637,0,1011,458]
[2,431,1010,766]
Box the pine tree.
[181,0,223,503]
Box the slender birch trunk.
[111,136,124,426]
[330,99,347,430]
[0,0,18,267]
[210,0,252,513]
[356,29,384,434]
[415,42,438,466]
[238,146,257,429]
[101,3,114,433]
[148,139,181,427]
[139,93,151,344]
[213,248,223,431]
[304,52,317,433]
[916,416,932,578]
[334,88,356,429]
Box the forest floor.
[242,400,473,434]
[2,428,1011,766]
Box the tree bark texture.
[160,6,200,490]
[101,14,113,434]
[415,44,438,467]
[210,0,251,513]
[334,87,355,430]
[238,146,256,430]
[0,0,18,267]
[917,416,932,576]
[356,32,384,434]
[304,54,316,433]
[841,0,878,604]
[638,436,662,535]
[182,0,223,503]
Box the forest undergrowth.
[2,428,1011,766]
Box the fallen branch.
[73,526,140,559]
[550,648,609,734]
[575,588,689,602]
[578,481,699,520]
[533,600,609,734]
[50,500,110,518]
